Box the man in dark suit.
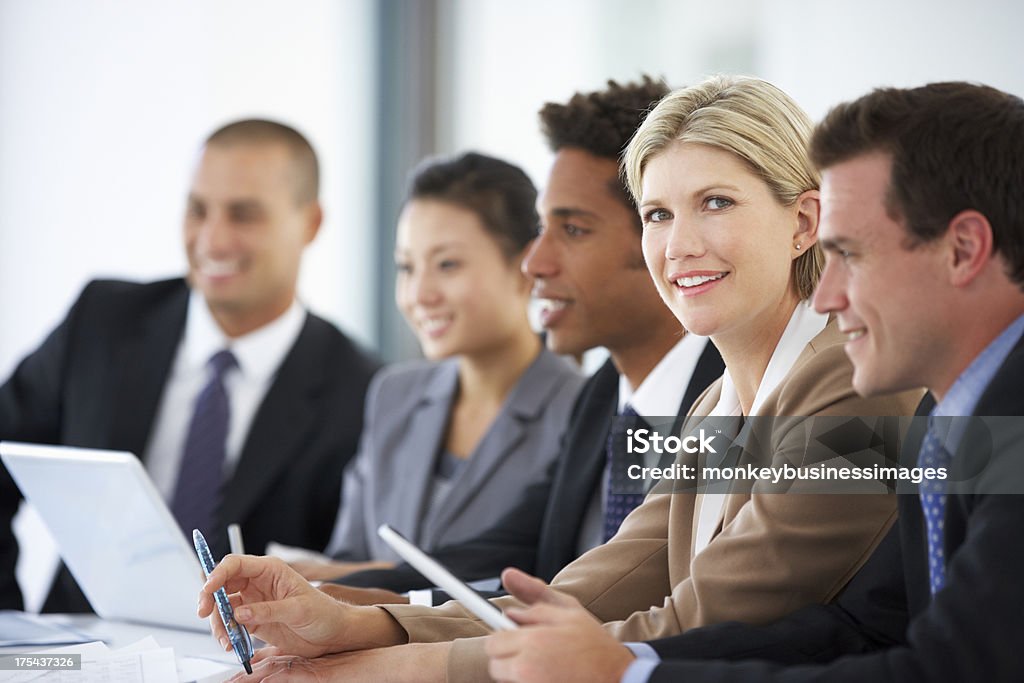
[332,78,724,598]
[0,119,380,611]
[484,82,1024,682]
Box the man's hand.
[485,568,636,683]
[197,554,407,659]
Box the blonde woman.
[197,77,922,683]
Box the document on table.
[3,636,234,682]
[0,611,92,647]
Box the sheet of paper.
[176,655,235,683]
[5,637,181,682]
[0,611,93,647]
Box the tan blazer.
[381,321,924,683]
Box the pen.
[193,528,253,675]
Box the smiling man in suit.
[480,82,1024,683]
[0,119,380,611]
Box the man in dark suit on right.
[484,81,1024,682]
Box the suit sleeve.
[339,468,550,591]
[323,373,388,561]
[377,491,675,683]
[647,493,1024,681]
[647,521,908,664]
[0,289,86,610]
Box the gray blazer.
[324,347,584,563]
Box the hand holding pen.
[196,551,398,660]
[193,529,254,674]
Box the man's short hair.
[205,119,320,205]
[538,76,670,224]
[810,82,1024,287]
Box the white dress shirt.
[144,291,306,500]
[694,301,829,555]
[618,331,711,417]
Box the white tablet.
[1,441,207,631]
[377,524,517,631]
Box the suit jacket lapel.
[221,315,360,527]
[567,362,619,502]
[899,397,934,615]
[423,406,527,545]
[536,360,618,575]
[679,341,725,421]
[422,349,566,544]
[109,281,188,458]
[388,362,458,541]
[685,382,723,546]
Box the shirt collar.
[180,289,307,381]
[933,312,1024,419]
[618,333,712,417]
[711,301,830,417]
[930,313,1024,453]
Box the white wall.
[440,0,1023,183]
[0,0,376,611]
[439,0,760,185]
[757,0,1024,121]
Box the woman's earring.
[795,243,802,250]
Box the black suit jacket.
[0,278,380,611]
[341,341,725,593]
[644,333,1024,682]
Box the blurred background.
[2,0,1022,610]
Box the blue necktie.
[170,349,237,539]
[603,404,647,542]
[917,418,952,594]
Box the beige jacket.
[380,321,923,683]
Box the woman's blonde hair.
[623,75,823,300]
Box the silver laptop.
[1,441,208,632]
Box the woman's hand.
[198,554,408,659]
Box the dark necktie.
[603,404,647,542]
[917,417,952,594]
[170,349,237,539]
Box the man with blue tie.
[484,81,1024,682]
[0,119,380,612]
